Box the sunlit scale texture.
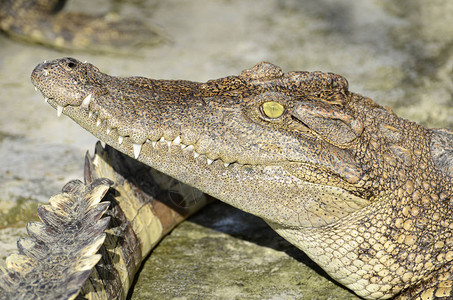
[31,58,453,299]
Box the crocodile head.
[31,57,372,228]
[31,58,453,299]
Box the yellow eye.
[262,101,285,119]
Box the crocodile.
[0,0,165,52]
[29,57,453,299]
[0,143,210,299]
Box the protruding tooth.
[207,158,214,165]
[152,141,157,147]
[180,143,187,149]
[186,145,194,151]
[194,151,200,158]
[159,136,165,143]
[106,127,111,135]
[57,105,63,117]
[44,97,48,103]
[100,141,106,148]
[167,141,171,148]
[96,119,101,127]
[173,136,181,145]
[133,143,142,159]
[224,163,230,167]
[81,94,92,107]
[89,111,93,118]
[34,87,37,91]
[118,136,123,145]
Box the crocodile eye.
[261,101,285,119]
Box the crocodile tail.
[0,177,112,300]
[0,142,210,299]
[79,142,210,299]
[0,0,168,53]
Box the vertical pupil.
[262,101,284,118]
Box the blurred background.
[1,0,452,298]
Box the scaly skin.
[31,57,453,299]
[0,0,166,52]
[0,176,112,300]
[0,143,209,299]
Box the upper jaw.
[33,82,361,185]
[35,94,262,169]
[31,79,287,167]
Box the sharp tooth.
[118,136,123,144]
[186,145,194,151]
[34,87,37,91]
[100,141,105,148]
[57,105,63,117]
[180,143,187,149]
[159,136,165,143]
[96,119,101,127]
[167,141,171,148]
[106,127,111,135]
[44,97,48,103]
[152,141,157,147]
[224,162,230,167]
[194,151,200,158]
[173,136,181,145]
[82,94,92,107]
[89,111,93,118]
[207,158,214,165]
[133,143,142,159]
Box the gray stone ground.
[1,0,453,299]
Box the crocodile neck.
[31,58,453,299]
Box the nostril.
[68,62,76,68]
